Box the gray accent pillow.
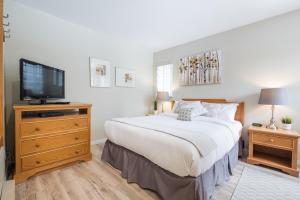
[177,108,193,121]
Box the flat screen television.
[20,58,65,104]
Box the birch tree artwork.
[179,50,222,86]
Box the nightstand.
[247,126,300,177]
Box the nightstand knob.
[270,139,274,142]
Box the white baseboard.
[91,138,107,145]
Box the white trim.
[91,138,107,145]
[298,160,300,168]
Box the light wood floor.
[16,144,244,200]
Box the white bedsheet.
[104,113,242,177]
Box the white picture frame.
[89,57,111,87]
[115,68,136,87]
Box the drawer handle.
[36,161,41,164]
[75,151,79,154]
[35,144,40,148]
[269,139,274,142]
[74,137,79,140]
[74,123,79,127]
[35,128,40,131]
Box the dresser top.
[248,125,300,138]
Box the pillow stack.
[173,100,238,122]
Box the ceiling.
[13,0,300,51]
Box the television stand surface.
[29,101,70,105]
[38,111,64,118]
[48,102,70,105]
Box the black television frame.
[20,58,65,104]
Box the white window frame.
[156,64,173,96]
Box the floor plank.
[16,144,244,200]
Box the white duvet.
[104,113,242,177]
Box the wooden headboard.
[171,98,245,125]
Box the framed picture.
[179,50,222,86]
[89,57,111,87]
[115,68,135,87]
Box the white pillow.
[202,102,238,122]
[173,101,207,116]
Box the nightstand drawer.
[252,132,294,150]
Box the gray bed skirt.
[101,140,239,200]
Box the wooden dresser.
[247,125,299,177]
[14,103,92,183]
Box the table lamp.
[258,88,287,130]
[156,91,170,112]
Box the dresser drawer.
[21,117,88,137]
[252,132,294,150]
[21,143,89,171]
[20,130,89,155]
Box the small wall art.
[115,67,136,87]
[89,57,111,87]
[179,50,222,86]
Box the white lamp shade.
[156,91,169,101]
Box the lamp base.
[266,105,277,130]
[266,123,277,130]
[267,117,277,130]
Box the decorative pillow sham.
[202,102,238,122]
[177,108,194,121]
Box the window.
[157,64,173,96]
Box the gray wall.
[154,10,300,159]
[4,1,154,143]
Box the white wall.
[0,147,5,194]
[154,10,300,158]
[4,1,154,142]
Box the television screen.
[20,59,65,101]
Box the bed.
[101,99,244,200]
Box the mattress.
[104,112,242,177]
